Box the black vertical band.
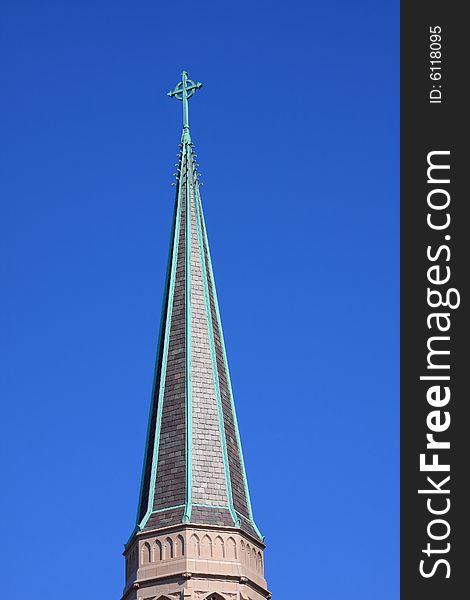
[401,3,469,598]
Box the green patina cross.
[168,70,203,132]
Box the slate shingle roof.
[135,132,261,541]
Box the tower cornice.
[124,522,266,556]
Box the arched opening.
[251,548,257,570]
[175,534,185,557]
[164,536,174,560]
[153,539,163,561]
[141,542,151,564]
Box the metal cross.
[168,70,203,132]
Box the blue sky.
[1,1,398,598]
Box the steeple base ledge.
[127,521,264,552]
[121,573,271,600]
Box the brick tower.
[121,71,271,600]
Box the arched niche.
[153,539,162,561]
[164,536,174,560]
[213,535,225,559]
[190,533,200,557]
[201,534,213,558]
[175,534,185,557]
[226,537,237,560]
[141,541,151,564]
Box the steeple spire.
[168,70,203,142]
[121,71,270,600]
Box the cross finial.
[168,70,203,139]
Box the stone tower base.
[122,524,271,600]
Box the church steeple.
[122,72,270,600]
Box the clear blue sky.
[1,1,398,598]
